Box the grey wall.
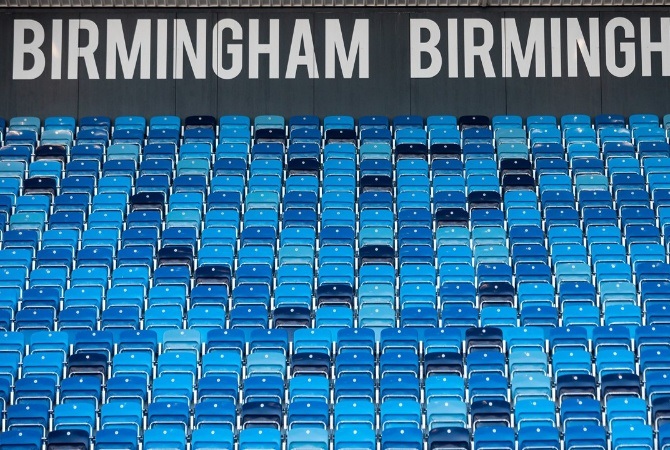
[2,7,670,119]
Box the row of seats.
[6,424,662,450]
[2,113,669,140]
[0,325,669,448]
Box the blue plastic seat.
[287,401,329,431]
[427,427,471,450]
[426,399,468,430]
[468,373,508,403]
[518,426,560,450]
[51,424,93,449]
[564,425,607,450]
[60,375,103,410]
[596,347,636,379]
[380,374,421,402]
[14,376,56,410]
[0,430,43,450]
[6,403,49,435]
[557,386,603,412]
[611,422,654,450]
[474,426,515,450]
[53,402,96,433]
[513,398,556,429]
[379,398,421,431]
[239,428,282,450]
[553,347,593,380]
[334,374,375,403]
[336,350,375,379]
[191,429,234,450]
[112,352,153,383]
[194,399,236,432]
[288,375,329,404]
[381,427,423,450]
[241,401,283,430]
[143,428,186,450]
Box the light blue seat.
[396,128,427,145]
[496,129,527,148]
[358,305,396,337]
[515,398,557,429]
[10,116,40,133]
[611,422,654,450]
[334,428,376,450]
[605,304,642,330]
[380,399,421,430]
[553,348,593,380]
[239,428,282,450]
[324,115,354,131]
[426,399,468,430]
[359,142,392,160]
[565,126,597,145]
[143,428,186,450]
[22,352,64,384]
[100,400,142,436]
[44,116,75,134]
[323,143,356,161]
[596,347,636,378]
[149,114,180,131]
[334,398,375,431]
[512,372,552,402]
[567,142,599,162]
[53,402,96,433]
[191,429,234,450]
[425,372,463,403]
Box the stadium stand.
[0,113,668,449]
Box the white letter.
[286,19,318,79]
[605,18,635,78]
[156,19,168,79]
[212,19,243,80]
[106,19,151,80]
[464,19,495,78]
[641,17,670,77]
[410,19,442,79]
[447,18,458,78]
[174,19,207,79]
[249,19,279,79]
[325,19,369,79]
[551,18,562,77]
[68,19,99,80]
[13,19,45,80]
[502,18,545,78]
[566,17,600,77]
[51,20,62,80]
